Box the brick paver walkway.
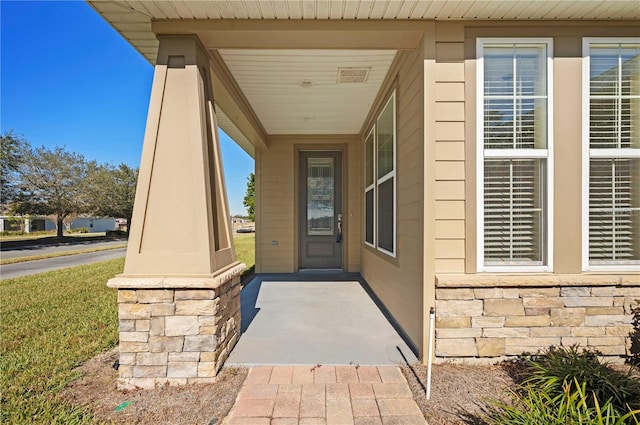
[223,365,426,425]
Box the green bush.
[485,378,640,425]
[484,346,640,425]
[629,301,640,367]
[524,346,640,414]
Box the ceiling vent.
[337,67,370,84]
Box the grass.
[234,233,255,278]
[0,244,127,265]
[0,259,123,424]
[0,234,255,422]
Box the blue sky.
[1,1,254,216]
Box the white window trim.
[363,91,396,257]
[364,126,376,249]
[476,38,554,273]
[376,91,397,258]
[581,37,640,272]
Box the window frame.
[364,126,376,249]
[476,37,555,273]
[363,91,397,257]
[581,37,640,272]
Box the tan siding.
[433,29,467,275]
[346,138,362,272]
[255,136,360,273]
[435,220,466,240]
[435,82,465,101]
[435,201,465,220]
[435,42,465,62]
[459,22,640,275]
[435,63,465,82]
[434,259,466,273]
[435,141,465,161]
[435,181,465,200]
[435,161,465,180]
[435,239,465,259]
[255,142,295,273]
[361,43,425,355]
[435,121,465,141]
[435,102,465,122]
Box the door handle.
[336,213,343,243]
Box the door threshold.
[298,268,344,273]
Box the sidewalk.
[223,365,426,425]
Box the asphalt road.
[0,248,127,280]
[0,239,126,259]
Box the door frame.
[294,144,349,271]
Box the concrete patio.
[226,274,419,366]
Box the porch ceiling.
[217,49,397,135]
[88,0,639,152]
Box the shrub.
[485,378,640,425]
[524,345,640,414]
[629,301,640,367]
[484,346,640,425]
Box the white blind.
[484,159,544,264]
[589,158,640,262]
[481,43,549,267]
[484,45,547,150]
[588,43,640,265]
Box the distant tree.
[243,172,255,221]
[0,131,28,208]
[86,163,138,235]
[14,146,89,238]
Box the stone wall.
[434,277,639,360]
[112,274,242,389]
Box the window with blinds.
[363,91,396,256]
[477,40,553,271]
[583,40,640,270]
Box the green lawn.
[0,235,255,423]
[0,259,123,424]
[234,233,255,277]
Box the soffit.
[88,1,640,64]
[217,49,397,135]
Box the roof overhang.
[89,1,640,64]
[87,1,640,157]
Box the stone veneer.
[108,266,244,389]
[434,275,639,360]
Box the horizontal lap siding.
[346,139,362,272]
[256,136,361,273]
[361,44,425,354]
[256,143,295,273]
[434,23,466,274]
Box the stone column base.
[107,263,245,389]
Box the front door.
[299,151,343,269]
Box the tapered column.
[124,36,237,277]
[108,36,244,389]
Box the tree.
[0,131,28,208]
[243,172,255,221]
[14,145,89,238]
[86,163,138,235]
